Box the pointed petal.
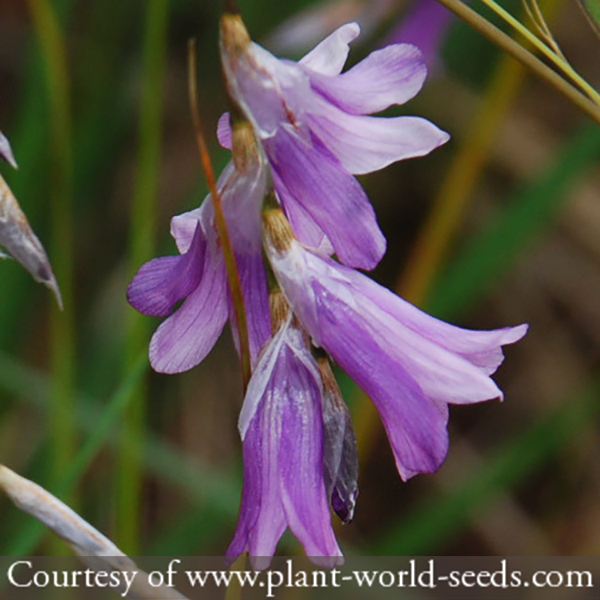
[127,223,205,317]
[311,276,451,480]
[308,43,427,115]
[308,100,450,175]
[226,413,287,569]
[300,22,361,76]
[351,268,528,375]
[265,125,386,269]
[311,262,507,405]
[0,132,18,169]
[148,246,228,373]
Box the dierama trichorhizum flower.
[128,5,527,565]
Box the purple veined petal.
[127,223,206,317]
[307,43,427,115]
[230,250,272,365]
[217,112,232,150]
[299,22,361,76]
[311,276,452,479]
[226,411,288,568]
[274,172,333,254]
[309,280,450,480]
[264,125,386,270]
[264,236,527,479]
[230,322,342,565]
[0,131,17,169]
[388,0,454,69]
[343,266,528,375]
[148,245,228,374]
[307,98,450,175]
[317,276,505,405]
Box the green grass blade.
[118,0,170,555]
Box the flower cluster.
[128,10,527,565]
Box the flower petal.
[127,223,205,317]
[227,411,287,568]
[299,22,361,76]
[148,246,228,373]
[351,268,528,375]
[277,342,342,560]
[308,99,450,175]
[307,43,427,115]
[265,238,527,479]
[265,125,386,269]
[217,112,232,150]
[275,173,333,254]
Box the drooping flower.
[228,300,342,567]
[127,121,271,373]
[263,208,527,480]
[219,15,449,269]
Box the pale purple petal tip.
[309,43,427,115]
[299,22,360,76]
[127,223,205,317]
[266,127,386,269]
[149,248,228,374]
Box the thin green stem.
[119,0,170,555]
[478,0,600,104]
[188,40,252,391]
[27,0,76,546]
[435,0,600,125]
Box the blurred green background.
[0,0,599,561]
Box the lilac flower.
[219,16,449,269]
[228,312,342,567]
[263,210,527,480]
[127,135,271,373]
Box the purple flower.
[127,146,271,373]
[228,314,342,567]
[263,210,527,480]
[219,17,449,269]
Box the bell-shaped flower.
[219,15,449,269]
[263,209,528,481]
[127,126,271,373]
[228,312,342,567]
